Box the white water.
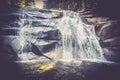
[57,11,105,60]
[17,9,105,61]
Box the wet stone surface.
[15,60,120,80]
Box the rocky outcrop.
[95,21,120,62]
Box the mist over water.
[17,9,105,61]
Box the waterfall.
[57,11,105,60]
[17,9,105,61]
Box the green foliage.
[7,0,35,8]
[25,0,35,8]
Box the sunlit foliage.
[8,0,35,8]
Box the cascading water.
[17,8,105,61]
[57,11,105,60]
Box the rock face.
[45,0,100,13]
[96,21,120,62]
